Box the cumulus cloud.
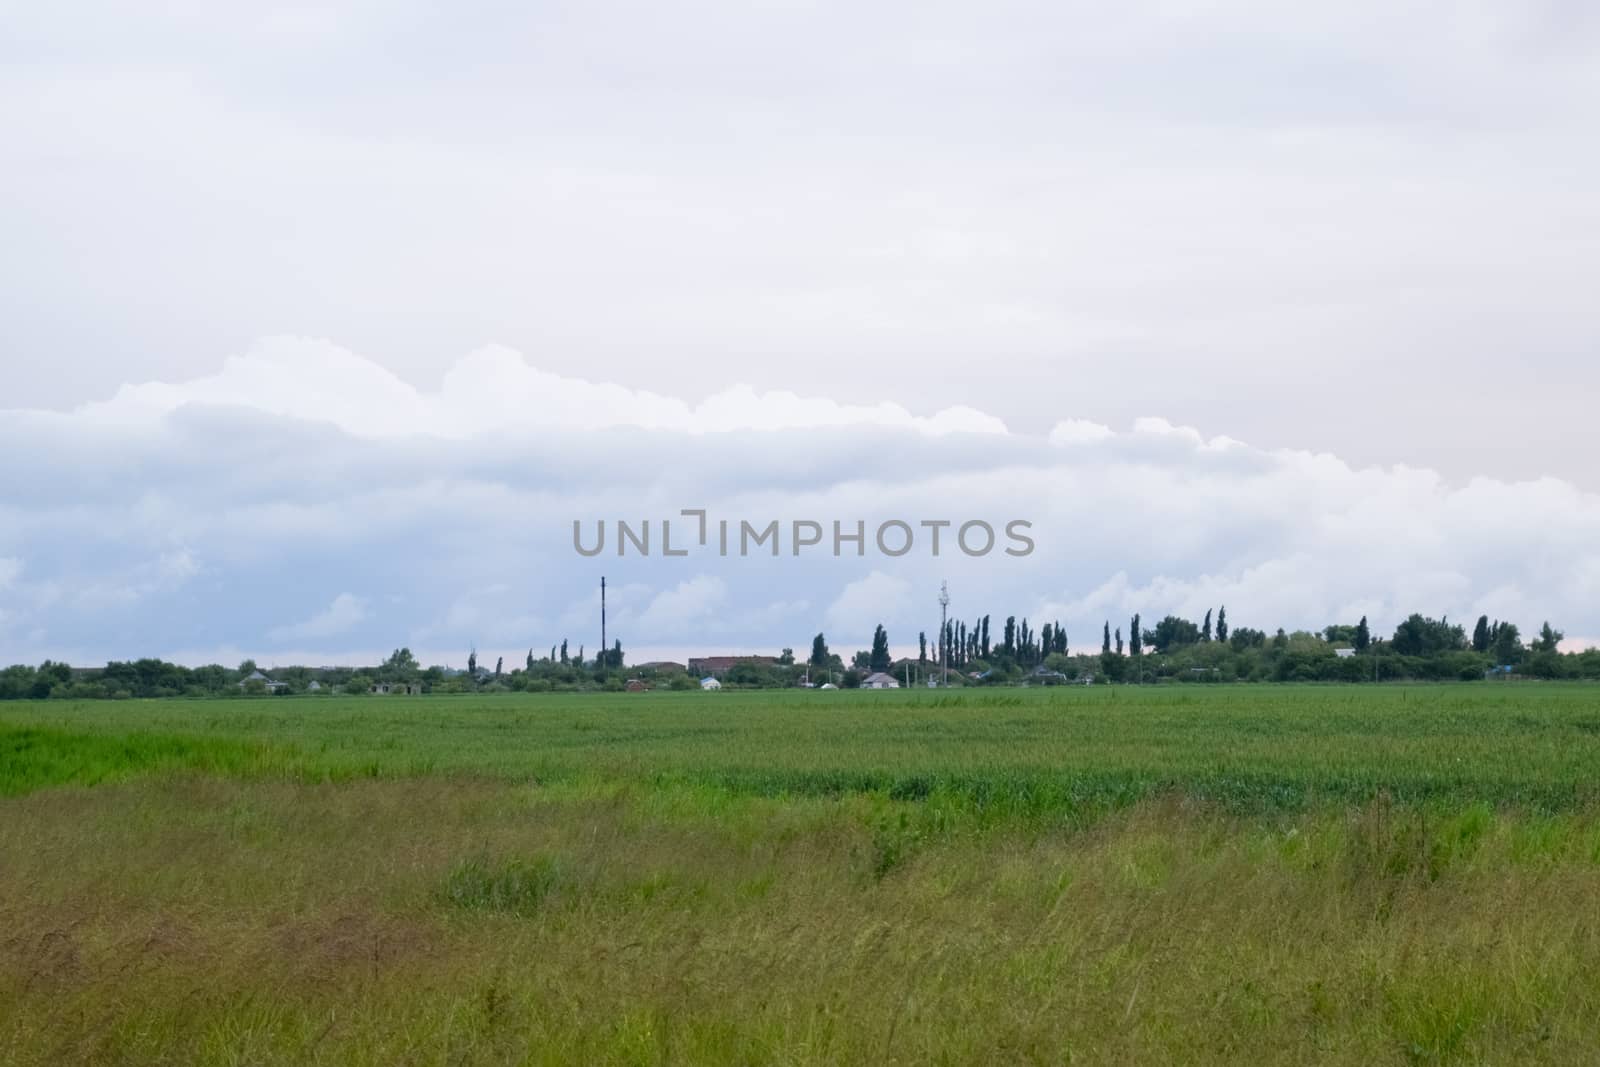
[267,593,369,642]
[826,572,913,637]
[67,338,1007,439]
[3,343,1600,664]
[636,576,729,637]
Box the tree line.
[0,607,1592,699]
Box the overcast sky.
[3,3,1599,664]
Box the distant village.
[4,606,1596,701]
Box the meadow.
[4,685,1600,1063]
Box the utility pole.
[600,576,607,668]
[938,581,950,688]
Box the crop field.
[4,685,1600,1064]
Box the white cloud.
[64,338,1008,440]
[3,346,1600,665]
[825,572,912,637]
[268,593,369,642]
[636,576,728,638]
[1048,419,1113,445]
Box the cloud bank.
[3,2,1597,486]
[2,338,1597,666]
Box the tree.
[1215,606,1228,644]
[810,633,830,668]
[494,656,503,678]
[1102,621,1111,655]
[1492,621,1522,664]
[918,632,927,664]
[870,624,891,672]
[1114,628,1123,656]
[1230,627,1267,651]
[1534,621,1563,654]
[378,648,420,682]
[1391,615,1466,656]
[1202,609,1213,642]
[1129,614,1143,657]
[1355,616,1371,652]
[1472,615,1491,653]
[1146,616,1201,653]
[526,649,534,672]
[559,640,568,665]
[467,649,478,674]
[778,647,794,666]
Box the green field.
[5,686,1600,1063]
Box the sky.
[2,2,1599,666]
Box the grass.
[3,685,1600,1063]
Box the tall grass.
[2,777,1599,1064]
[5,687,1600,1063]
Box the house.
[636,661,686,673]
[688,656,778,677]
[370,681,423,695]
[1335,648,1357,659]
[624,679,648,692]
[306,680,323,692]
[239,669,285,692]
[818,682,838,690]
[862,672,900,689]
[699,676,722,690]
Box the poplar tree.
[810,633,830,667]
[1472,615,1491,653]
[870,625,891,672]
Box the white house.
[699,676,722,690]
[1335,648,1357,659]
[861,672,900,689]
[238,669,285,692]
